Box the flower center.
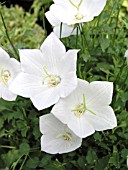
[56,131,72,141]
[73,103,85,117]
[74,13,84,20]
[63,132,72,141]
[42,66,61,88]
[0,67,11,85]
[72,94,96,118]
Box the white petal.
[59,72,77,98]
[50,4,76,25]
[54,24,78,38]
[0,47,10,61]
[31,86,60,110]
[85,0,107,17]
[19,49,44,76]
[68,115,95,138]
[86,106,117,131]
[9,73,42,98]
[86,81,113,107]
[59,49,78,74]
[2,86,17,101]
[40,114,82,154]
[40,32,66,75]
[40,114,64,134]
[45,11,60,26]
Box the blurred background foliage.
[0,0,128,170]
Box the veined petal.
[50,4,76,25]
[86,106,117,131]
[40,114,82,154]
[45,11,60,26]
[68,115,95,138]
[59,72,77,98]
[86,81,113,107]
[31,87,60,110]
[58,49,79,75]
[9,73,42,98]
[19,49,44,76]
[40,32,66,75]
[2,86,17,101]
[84,0,107,17]
[40,114,64,134]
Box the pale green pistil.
[42,66,61,87]
[0,67,11,85]
[72,94,96,118]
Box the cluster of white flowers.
[1,0,127,155]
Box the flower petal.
[45,11,60,26]
[84,0,107,17]
[2,86,17,101]
[40,32,66,75]
[19,49,44,76]
[86,81,113,107]
[9,73,42,98]
[86,106,117,131]
[31,86,60,110]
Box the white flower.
[40,113,82,154]
[0,47,20,101]
[48,0,107,25]
[124,50,128,64]
[10,33,78,110]
[45,11,78,38]
[52,78,117,138]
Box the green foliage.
[0,0,128,170]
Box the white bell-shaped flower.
[52,78,117,138]
[10,33,78,110]
[48,0,107,25]
[40,113,82,154]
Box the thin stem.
[60,22,63,39]
[19,154,28,170]
[0,10,19,60]
[76,25,79,48]
[0,145,16,149]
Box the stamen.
[72,94,96,117]
[0,67,11,85]
[74,13,84,20]
[63,132,72,141]
[42,65,61,87]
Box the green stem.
[76,25,79,48]
[0,145,16,149]
[0,10,19,60]
[19,154,28,170]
